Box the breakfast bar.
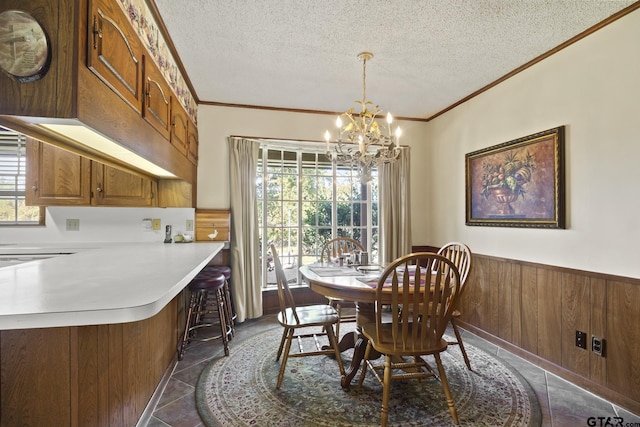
[0,241,224,329]
[0,241,224,426]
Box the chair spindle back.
[375,252,461,351]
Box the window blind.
[0,127,39,224]
[0,129,27,197]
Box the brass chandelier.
[324,52,402,183]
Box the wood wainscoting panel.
[590,277,607,384]
[561,273,590,376]
[520,265,539,355]
[497,260,521,345]
[607,280,640,402]
[537,269,562,365]
[463,256,495,333]
[457,253,640,415]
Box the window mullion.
[261,148,268,288]
[366,180,373,254]
[332,161,337,236]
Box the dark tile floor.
[145,314,640,427]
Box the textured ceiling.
[153,0,636,119]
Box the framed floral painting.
[465,126,565,228]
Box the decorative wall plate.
[0,10,51,83]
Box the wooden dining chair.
[358,252,462,426]
[270,244,345,389]
[320,237,366,337]
[437,242,473,370]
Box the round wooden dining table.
[299,263,387,389]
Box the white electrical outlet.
[142,218,153,231]
[186,219,194,231]
[66,219,80,231]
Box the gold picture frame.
[465,126,565,228]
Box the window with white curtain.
[257,142,378,288]
[0,128,42,225]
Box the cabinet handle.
[92,16,103,49]
[32,185,38,192]
[96,186,103,193]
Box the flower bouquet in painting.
[479,151,536,215]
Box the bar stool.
[202,265,236,337]
[178,272,231,360]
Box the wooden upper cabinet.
[93,163,157,207]
[187,119,199,165]
[143,56,171,140]
[170,98,188,156]
[87,0,142,113]
[26,139,158,207]
[25,138,92,206]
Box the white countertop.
[0,241,224,330]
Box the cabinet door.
[195,209,230,242]
[88,0,142,113]
[187,119,199,165]
[25,139,92,206]
[170,98,188,156]
[195,210,230,266]
[92,163,157,207]
[143,56,171,140]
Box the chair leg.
[434,352,459,425]
[358,341,373,386]
[276,327,288,361]
[334,302,341,339]
[223,279,235,338]
[178,291,198,360]
[276,328,294,389]
[380,355,393,427]
[451,319,472,370]
[325,323,345,375]
[215,289,230,356]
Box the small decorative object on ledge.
[465,126,565,228]
[323,52,402,183]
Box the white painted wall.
[1,207,194,244]
[426,9,640,278]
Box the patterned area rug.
[196,324,542,426]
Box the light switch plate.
[152,219,161,231]
[186,219,194,231]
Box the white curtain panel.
[379,147,412,265]
[228,137,263,322]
